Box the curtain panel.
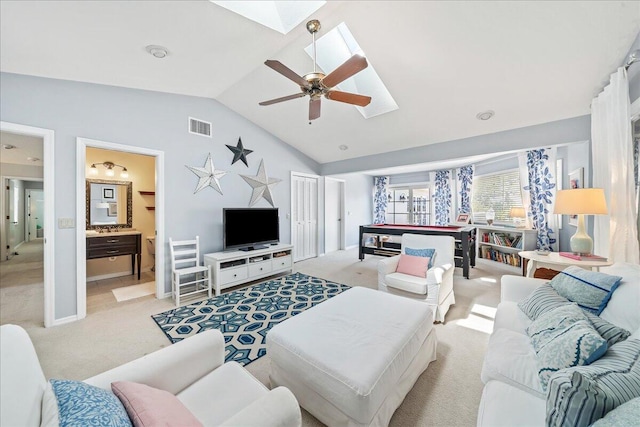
[518,148,558,251]
[456,165,474,215]
[591,67,639,263]
[431,170,452,225]
[373,176,389,224]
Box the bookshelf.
[476,225,537,270]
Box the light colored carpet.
[112,281,155,302]
[0,245,518,426]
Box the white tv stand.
[203,244,294,292]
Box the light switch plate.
[57,218,75,229]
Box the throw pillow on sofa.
[50,379,132,427]
[591,397,640,427]
[404,247,436,269]
[526,303,588,352]
[549,266,622,315]
[518,284,572,320]
[546,338,640,427]
[536,320,608,391]
[395,254,430,278]
[112,381,203,427]
[583,310,631,347]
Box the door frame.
[76,137,165,320]
[324,177,346,253]
[290,171,320,261]
[0,121,55,327]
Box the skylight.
[211,1,325,34]
[305,22,398,119]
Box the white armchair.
[1,324,301,427]
[378,233,455,322]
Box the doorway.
[324,177,346,254]
[0,122,55,327]
[26,189,44,242]
[291,172,319,262]
[76,137,165,321]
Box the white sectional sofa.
[477,262,640,427]
[1,325,301,427]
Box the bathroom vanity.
[86,230,142,279]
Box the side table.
[518,251,613,278]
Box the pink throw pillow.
[111,381,203,427]
[396,254,430,278]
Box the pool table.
[359,224,476,279]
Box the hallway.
[0,239,44,327]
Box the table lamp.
[553,188,607,255]
[509,207,526,227]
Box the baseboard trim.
[345,244,357,250]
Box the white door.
[26,189,44,241]
[291,173,318,262]
[325,178,344,253]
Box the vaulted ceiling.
[1,1,639,164]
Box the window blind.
[471,170,523,221]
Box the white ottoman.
[267,287,437,427]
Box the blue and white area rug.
[151,273,350,366]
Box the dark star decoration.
[226,137,253,167]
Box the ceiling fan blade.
[321,54,368,88]
[325,90,371,107]
[264,60,311,89]
[259,93,306,106]
[309,98,321,120]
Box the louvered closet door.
[292,174,318,262]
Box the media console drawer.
[272,255,292,270]
[218,266,249,286]
[249,260,272,277]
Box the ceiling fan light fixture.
[476,110,495,121]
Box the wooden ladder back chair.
[169,235,213,306]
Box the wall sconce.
[90,161,129,178]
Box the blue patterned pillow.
[526,303,588,352]
[50,379,132,427]
[583,310,631,347]
[405,247,436,269]
[518,284,571,320]
[546,339,640,427]
[549,266,622,315]
[536,320,608,391]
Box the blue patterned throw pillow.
[591,397,640,426]
[50,379,132,427]
[583,310,631,347]
[535,320,608,391]
[526,303,588,352]
[549,266,622,315]
[546,339,640,427]
[405,247,436,269]
[517,284,571,320]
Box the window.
[386,187,430,225]
[471,170,523,222]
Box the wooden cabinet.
[476,226,536,270]
[86,232,142,279]
[204,244,294,291]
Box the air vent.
[189,117,212,137]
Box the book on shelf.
[559,252,608,261]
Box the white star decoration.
[186,153,227,194]
[240,159,281,207]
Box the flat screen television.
[223,208,279,251]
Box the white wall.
[1,72,321,320]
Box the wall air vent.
[189,117,212,137]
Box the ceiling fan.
[259,19,372,121]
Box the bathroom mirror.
[86,179,132,229]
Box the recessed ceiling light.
[339,145,348,151]
[476,110,495,121]
[145,45,169,59]
[27,157,40,162]
[2,144,16,150]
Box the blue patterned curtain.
[433,170,452,225]
[456,165,474,215]
[518,148,558,251]
[373,176,388,224]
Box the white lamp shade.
[509,207,526,218]
[553,188,607,215]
